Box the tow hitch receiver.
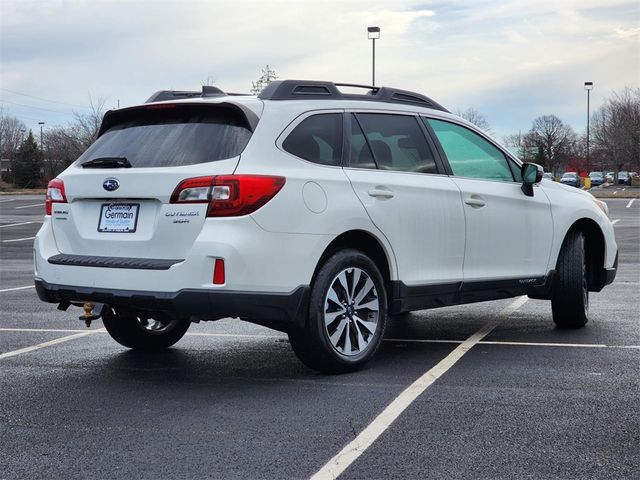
[79,303,104,327]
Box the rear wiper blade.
[81,157,132,168]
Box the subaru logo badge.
[103,178,120,192]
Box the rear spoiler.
[98,101,260,137]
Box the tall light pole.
[38,121,45,153]
[584,82,593,174]
[367,26,380,86]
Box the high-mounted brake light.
[170,175,285,217]
[146,103,177,110]
[45,178,67,215]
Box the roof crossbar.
[257,80,449,112]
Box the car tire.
[288,249,387,374]
[551,230,589,328]
[102,307,191,351]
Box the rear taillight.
[45,178,67,215]
[170,175,285,217]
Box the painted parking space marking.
[626,199,635,208]
[14,203,45,209]
[2,328,637,350]
[0,285,35,293]
[611,219,620,225]
[1,236,35,243]
[0,327,95,333]
[0,221,42,228]
[385,338,640,349]
[310,296,529,480]
[0,329,105,360]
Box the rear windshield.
[76,104,253,168]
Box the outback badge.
[103,178,120,192]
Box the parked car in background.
[543,172,554,181]
[560,172,580,188]
[618,171,630,185]
[606,172,615,183]
[589,171,604,186]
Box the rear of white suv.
[35,80,618,373]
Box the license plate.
[98,203,140,233]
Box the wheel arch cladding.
[563,218,606,291]
[312,230,392,290]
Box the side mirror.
[521,162,544,197]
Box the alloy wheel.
[323,267,380,356]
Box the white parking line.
[14,203,45,209]
[0,328,93,333]
[626,199,635,208]
[0,329,105,360]
[611,219,620,225]
[0,221,42,228]
[1,236,35,243]
[0,198,17,203]
[479,340,640,349]
[310,295,529,480]
[385,338,640,349]
[0,285,35,293]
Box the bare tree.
[591,87,640,173]
[42,127,84,181]
[522,115,577,174]
[72,96,108,149]
[250,65,278,96]
[0,110,27,183]
[455,107,493,134]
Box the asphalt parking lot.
[1,195,638,480]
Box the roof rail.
[145,85,250,104]
[258,80,449,112]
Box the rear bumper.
[35,278,309,332]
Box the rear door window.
[282,113,343,166]
[76,104,253,168]
[349,113,438,174]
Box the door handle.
[464,196,486,208]
[368,188,395,199]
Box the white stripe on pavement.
[611,219,620,225]
[626,198,635,208]
[14,203,44,209]
[1,236,35,243]
[0,329,105,360]
[1,326,637,349]
[479,340,640,349]
[0,328,94,333]
[310,295,529,480]
[0,285,35,293]
[0,221,42,228]
[385,338,640,349]
[0,199,17,203]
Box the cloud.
[615,27,640,38]
[0,0,637,139]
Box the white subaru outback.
[34,80,618,373]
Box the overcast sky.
[1,0,638,140]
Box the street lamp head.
[584,81,593,90]
[367,26,381,39]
